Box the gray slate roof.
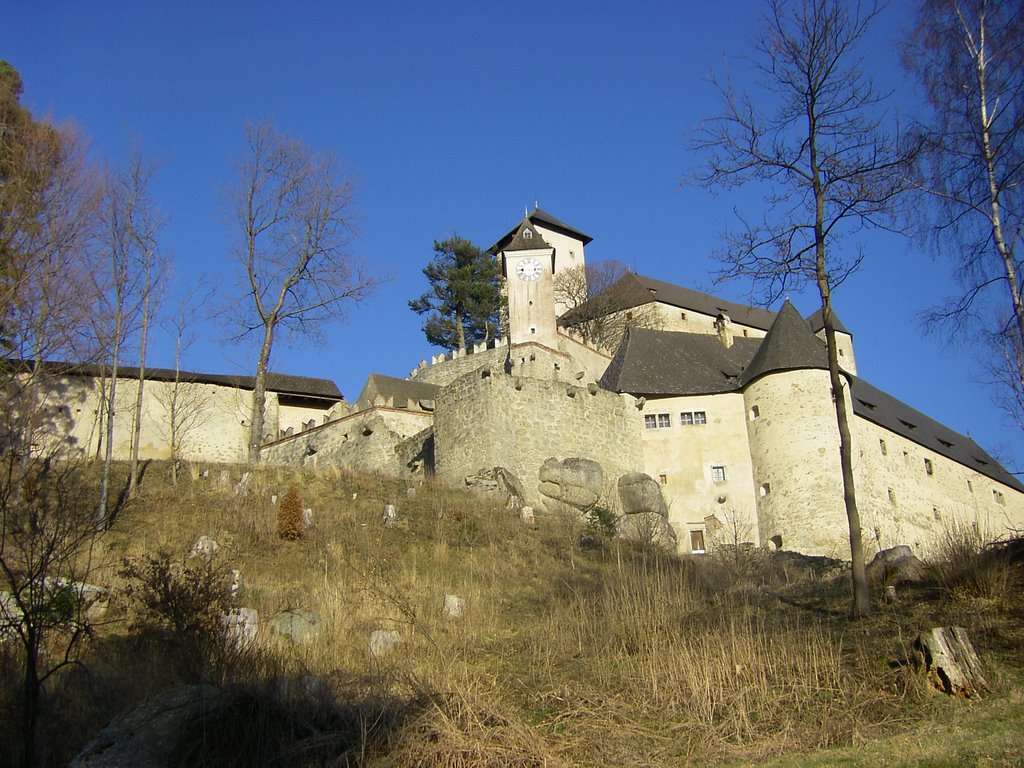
[15,360,343,401]
[599,322,1022,493]
[491,206,593,253]
[355,373,440,409]
[849,378,1024,492]
[560,273,851,336]
[600,328,762,395]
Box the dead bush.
[278,483,304,541]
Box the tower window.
[924,458,934,476]
[888,488,896,505]
[749,405,760,421]
[711,465,727,483]
[760,483,771,496]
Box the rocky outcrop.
[537,457,604,510]
[866,545,926,587]
[617,473,668,517]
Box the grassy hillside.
[3,461,1023,767]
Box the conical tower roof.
[739,299,829,386]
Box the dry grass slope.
[2,460,1023,767]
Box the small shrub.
[929,522,1020,607]
[584,505,617,543]
[120,551,230,677]
[278,483,304,541]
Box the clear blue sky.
[4,1,1021,469]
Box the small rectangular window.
[658,473,668,485]
[690,529,706,554]
[680,411,693,425]
[694,411,707,424]
[760,482,771,496]
[680,410,707,426]
[994,489,1006,506]
[644,414,657,429]
[879,439,887,456]
[658,413,671,428]
[680,311,687,321]
[968,479,973,493]
[749,405,760,421]
[711,465,727,483]
[924,458,934,476]
[645,413,671,430]
[888,488,896,505]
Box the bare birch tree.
[225,121,380,463]
[903,0,1024,427]
[692,0,916,617]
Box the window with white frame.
[680,410,706,425]
[690,529,706,554]
[711,465,727,483]
[644,413,671,429]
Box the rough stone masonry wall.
[262,408,433,476]
[434,367,644,509]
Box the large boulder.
[866,545,926,587]
[70,685,234,767]
[616,513,678,551]
[617,473,668,517]
[537,457,604,510]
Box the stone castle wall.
[434,366,644,508]
[261,407,433,476]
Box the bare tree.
[94,159,155,528]
[904,0,1024,427]
[155,290,211,484]
[555,261,662,350]
[692,0,916,617]
[225,121,380,463]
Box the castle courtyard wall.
[434,367,644,508]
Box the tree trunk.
[913,626,988,698]
[127,259,151,498]
[97,289,124,530]
[247,323,275,463]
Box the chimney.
[715,313,734,348]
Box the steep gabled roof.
[600,327,761,395]
[502,218,551,253]
[849,378,1024,492]
[355,373,439,409]
[739,299,830,386]
[560,273,779,330]
[491,206,592,253]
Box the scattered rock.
[190,535,219,561]
[268,609,322,644]
[382,504,398,527]
[218,470,230,486]
[406,486,416,498]
[303,507,316,530]
[234,471,252,497]
[616,513,678,550]
[227,570,244,602]
[617,473,668,517]
[443,594,465,619]
[866,545,926,587]
[913,626,988,698]
[537,457,604,510]
[369,629,401,657]
[219,607,258,649]
[271,494,278,506]
[43,577,109,621]
[520,506,535,525]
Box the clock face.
[516,258,542,282]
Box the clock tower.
[500,218,559,348]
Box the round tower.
[740,300,851,556]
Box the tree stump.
[913,626,988,698]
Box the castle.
[35,208,1024,558]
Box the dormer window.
[523,229,532,239]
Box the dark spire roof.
[491,206,592,253]
[738,299,830,386]
[501,217,552,252]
